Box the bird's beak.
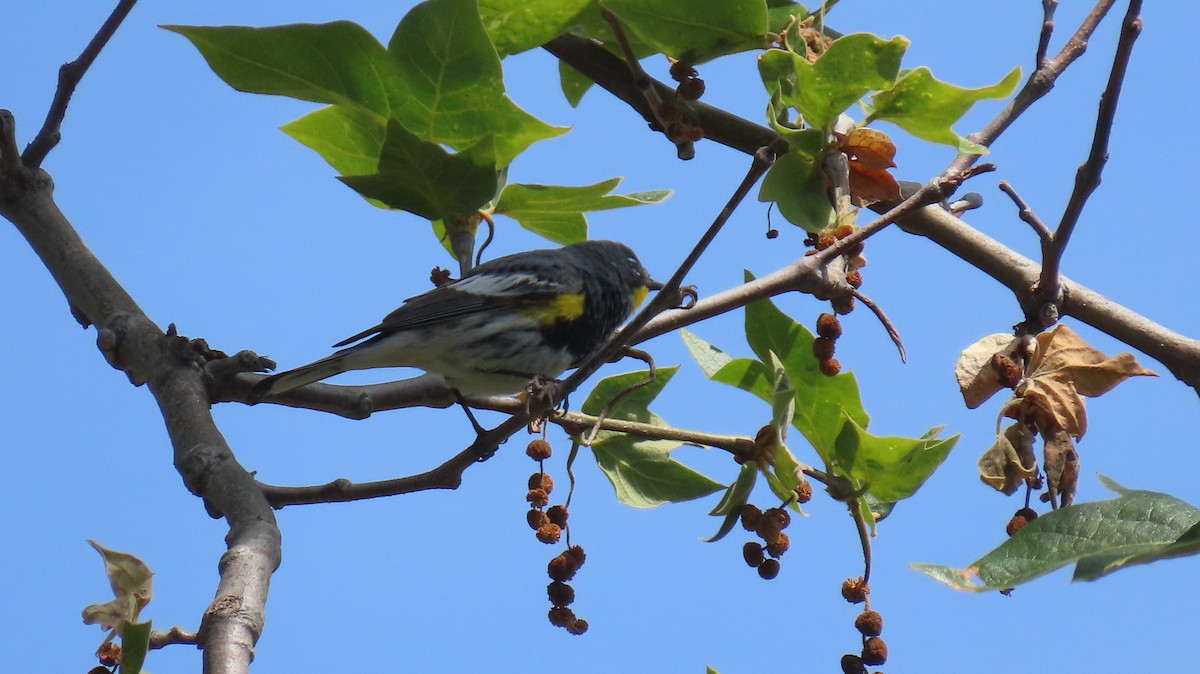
[647,279,666,291]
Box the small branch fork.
[22,0,138,168]
[998,0,1142,332]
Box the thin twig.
[852,290,906,363]
[815,163,996,266]
[22,0,139,167]
[600,10,694,159]
[947,0,1119,174]
[582,348,656,446]
[559,140,786,398]
[149,626,200,650]
[1034,0,1142,321]
[257,404,759,508]
[1036,1,1059,68]
[848,497,873,585]
[998,180,1053,243]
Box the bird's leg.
[451,387,487,436]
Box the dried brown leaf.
[956,333,1021,409]
[838,128,902,207]
[1043,430,1079,507]
[977,423,1037,494]
[1027,324,1157,396]
[1015,324,1156,439]
[1021,378,1087,439]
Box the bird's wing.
[330,272,570,347]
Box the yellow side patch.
[631,284,649,308]
[527,292,585,325]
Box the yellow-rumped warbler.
[250,240,657,403]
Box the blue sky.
[4,1,1197,672]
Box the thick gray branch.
[0,112,280,674]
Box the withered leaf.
[839,128,901,207]
[1043,430,1079,507]
[978,423,1037,495]
[1018,324,1156,440]
[1020,378,1087,439]
[1026,324,1157,397]
[955,333,1022,409]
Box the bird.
[248,239,658,405]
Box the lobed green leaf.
[600,0,768,64]
[869,66,1021,153]
[582,368,724,508]
[339,120,499,220]
[759,33,907,131]
[832,417,957,503]
[479,0,591,56]
[387,0,566,164]
[494,179,671,244]
[757,150,833,232]
[164,22,404,116]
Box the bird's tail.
[248,352,353,404]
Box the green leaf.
[580,366,673,419]
[771,442,805,503]
[592,437,725,507]
[120,620,152,674]
[766,350,797,438]
[869,66,1021,153]
[757,150,833,232]
[494,178,671,244]
[743,276,869,455]
[479,0,591,56]
[832,417,957,503]
[387,0,566,164]
[600,0,768,64]
[758,33,908,130]
[558,60,595,107]
[339,119,499,220]
[281,105,386,178]
[706,461,759,542]
[164,22,404,116]
[712,358,775,402]
[913,479,1200,591]
[583,368,724,507]
[681,329,734,378]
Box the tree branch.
[1,6,280,672]
[22,0,139,168]
[1031,0,1142,327]
[546,6,1200,394]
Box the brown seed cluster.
[738,504,794,579]
[545,546,589,635]
[526,438,589,634]
[806,224,866,376]
[839,577,889,670]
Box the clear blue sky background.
[4,1,1197,672]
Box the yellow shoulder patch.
[526,292,586,325]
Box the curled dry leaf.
[837,128,902,207]
[978,423,1037,494]
[1043,429,1079,507]
[82,540,153,634]
[1017,378,1087,439]
[1019,324,1156,440]
[955,333,1023,409]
